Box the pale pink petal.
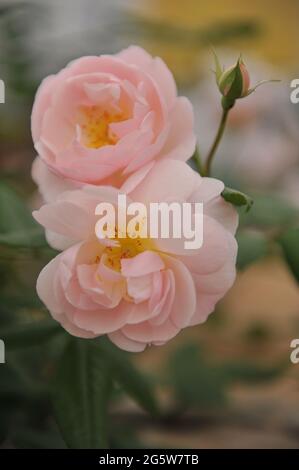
[64,275,100,311]
[147,271,163,314]
[123,124,169,174]
[159,97,196,161]
[108,330,146,352]
[41,107,74,154]
[163,255,196,328]
[76,184,124,207]
[130,159,199,204]
[73,301,133,335]
[189,292,223,326]
[126,302,154,324]
[97,254,123,282]
[120,161,155,194]
[179,216,234,275]
[189,177,224,204]
[127,274,153,303]
[123,318,179,344]
[45,229,77,251]
[153,210,204,256]
[32,157,79,203]
[121,251,164,277]
[192,255,237,296]
[83,82,121,104]
[59,313,98,338]
[36,254,63,316]
[149,270,175,326]
[77,263,124,308]
[205,196,239,235]
[33,200,93,242]
[117,45,177,108]
[31,75,57,142]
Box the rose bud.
[218,59,250,100]
[213,50,279,110]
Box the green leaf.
[95,338,159,416]
[168,345,227,409]
[1,319,61,350]
[11,428,67,449]
[241,193,298,229]
[212,48,223,83]
[0,291,42,311]
[0,227,46,247]
[236,231,268,270]
[221,187,253,212]
[52,338,112,449]
[167,344,283,411]
[0,364,29,401]
[247,79,281,96]
[278,228,299,283]
[0,181,46,248]
[222,361,285,384]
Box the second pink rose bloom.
[33,160,238,352]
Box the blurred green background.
[0,0,299,449]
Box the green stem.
[202,107,229,177]
[191,147,203,175]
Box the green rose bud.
[212,50,279,111]
[218,59,250,99]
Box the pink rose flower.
[31,46,196,201]
[33,160,238,352]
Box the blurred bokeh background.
[1,0,299,449]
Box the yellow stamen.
[79,106,127,149]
